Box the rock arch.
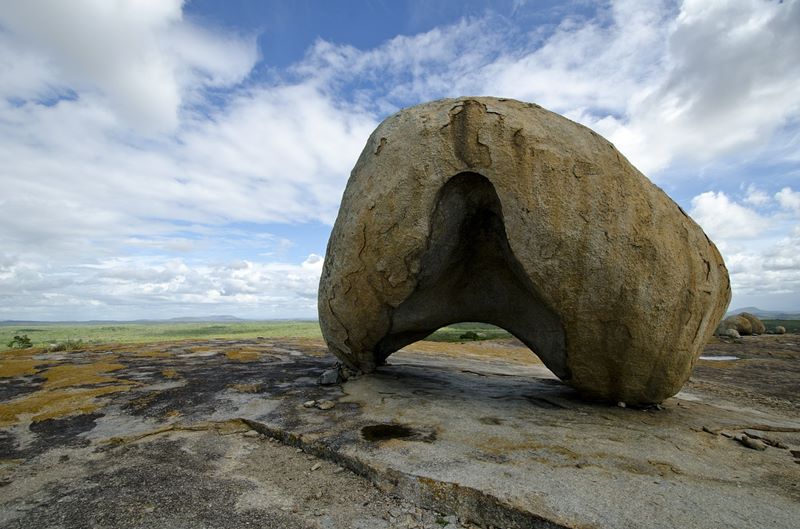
[318,97,730,404]
[374,171,567,378]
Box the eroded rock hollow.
[319,97,731,403]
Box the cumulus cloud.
[1,0,799,318]
[690,186,800,307]
[294,0,800,175]
[776,187,800,214]
[689,191,770,240]
[0,0,258,132]
[0,252,324,320]
[743,184,771,207]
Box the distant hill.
[726,307,800,320]
[162,315,245,323]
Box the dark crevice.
[376,172,568,379]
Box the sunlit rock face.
[318,97,730,404]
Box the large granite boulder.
[318,97,731,404]
[739,312,766,335]
[719,315,753,336]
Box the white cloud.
[776,187,800,214]
[689,191,769,240]
[743,184,771,206]
[690,186,800,308]
[1,0,800,318]
[0,252,324,320]
[286,0,800,176]
[617,0,800,173]
[0,0,258,132]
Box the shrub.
[7,334,33,349]
[459,331,480,341]
[47,339,85,352]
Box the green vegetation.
[0,320,323,350]
[6,334,33,349]
[762,319,800,333]
[425,322,512,342]
[46,339,85,352]
[0,320,514,351]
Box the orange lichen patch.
[41,361,127,389]
[404,339,542,365]
[162,368,179,378]
[282,338,329,356]
[229,383,263,393]
[225,349,260,362]
[0,385,134,426]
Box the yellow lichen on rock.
[41,360,127,389]
[0,353,53,378]
[225,349,260,362]
[0,385,135,426]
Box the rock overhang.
[319,96,731,404]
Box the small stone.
[333,466,345,473]
[243,430,259,438]
[311,462,322,471]
[743,429,763,440]
[318,368,342,385]
[617,401,626,408]
[736,435,767,451]
[702,425,716,435]
[302,400,316,408]
[316,400,336,410]
[723,328,741,339]
[296,448,303,453]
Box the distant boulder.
[723,328,741,339]
[739,312,766,335]
[775,325,786,335]
[719,315,753,336]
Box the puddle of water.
[698,355,739,361]
[361,423,415,442]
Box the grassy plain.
[0,321,322,349]
[1,320,512,350]
[762,319,800,333]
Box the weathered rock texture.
[719,315,754,336]
[318,97,731,403]
[739,312,766,335]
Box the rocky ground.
[1,334,798,528]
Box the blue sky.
[0,0,799,320]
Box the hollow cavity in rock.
[375,172,567,377]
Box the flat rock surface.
[1,335,798,528]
